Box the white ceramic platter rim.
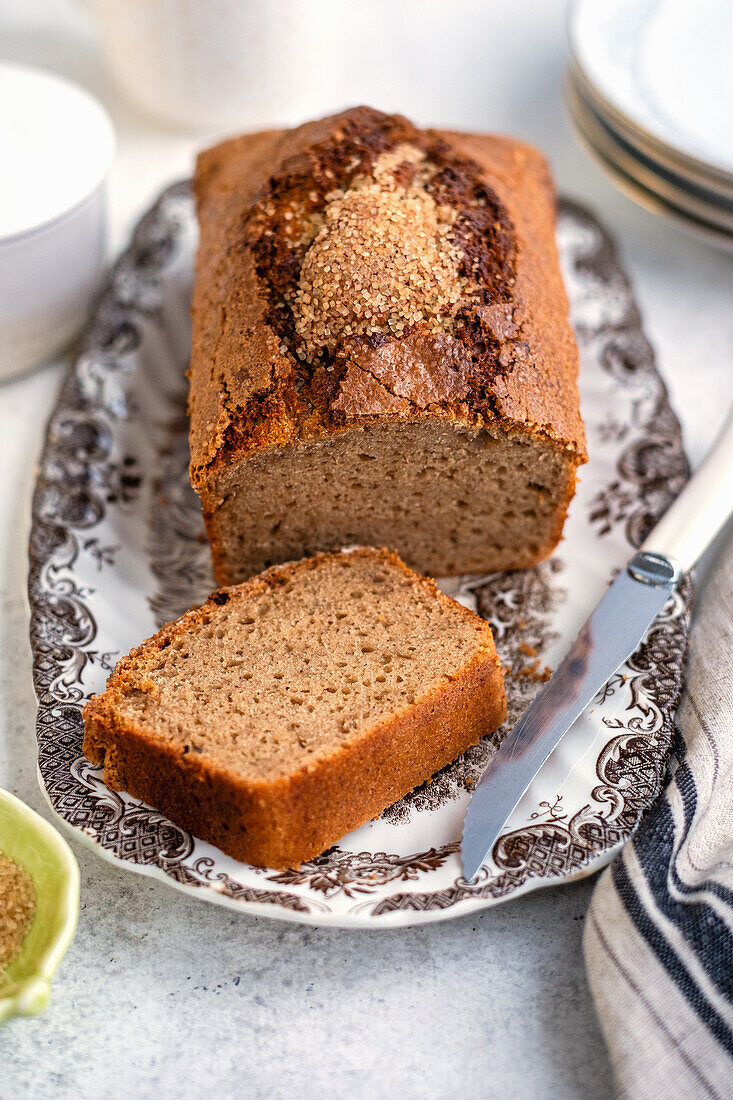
[28,183,691,927]
[35,765,602,928]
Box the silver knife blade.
[460,550,682,882]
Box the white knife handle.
[641,406,733,573]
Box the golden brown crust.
[444,131,585,454]
[84,650,505,870]
[189,127,287,479]
[83,548,507,869]
[189,108,586,499]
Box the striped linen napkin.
[584,530,733,1098]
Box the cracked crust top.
[188,107,585,498]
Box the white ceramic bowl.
[0,64,115,381]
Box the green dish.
[0,789,79,1025]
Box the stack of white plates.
[566,0,733,251]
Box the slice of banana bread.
[189,106,586,584]
[83,548,506,869]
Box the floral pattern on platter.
[264,845,459,900]
[381,557,565,823]
[28,184,690,926]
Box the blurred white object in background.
[0,63,114,381]
[73,0,344,131]
[566,0,733,251]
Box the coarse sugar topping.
[0,850,35,975]
[292,144,471,357]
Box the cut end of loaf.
[202,418,581,586]
[83,548,507,869]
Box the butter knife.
[461,407,733,882]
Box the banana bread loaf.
[189,107,586,585]
[83,547,506,869]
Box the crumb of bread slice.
[83,547,506,869]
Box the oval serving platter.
[28,184,690,927]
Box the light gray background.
[1,1,731,1097]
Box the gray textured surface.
[4,856,609,1100]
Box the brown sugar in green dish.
[83,547,507,869]
[0,851,35,978]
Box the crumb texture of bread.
[83,548,507,869]
[189,107,586,584]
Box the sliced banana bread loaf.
[189,106,586,584]
[83,548,506,869]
